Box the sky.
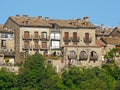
[0,0,120,27]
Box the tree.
[0,68,18,90]
[16,53,63,90]
[62,66,113,90]
[104,48,118,61]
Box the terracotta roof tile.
[101,37,120,45]
[0,24,13,33]
[9,16,95,28]
[10,16,51,27]
[96,39,106,46]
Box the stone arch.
[70,50,76,55]
[90,51,98,61]
[79,51,88,60]
[68,50,77,60]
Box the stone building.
[4,15,104,67]
[0,24,14,64]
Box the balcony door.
[85,33,89,40]
[42,42,47,48]
[34,31,38,38]
[64,32,69,39]
[73,32,77,39]
[34,41,39,48]
[24,41,29,48]
[24,31,30,39]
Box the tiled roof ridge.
[9,15,95,27]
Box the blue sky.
[0,0,120,27]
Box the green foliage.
[62,66,115,90]
[0,68,17,90]
[0,53,120,90]
[104,48,118,60]
[16,53,63,90]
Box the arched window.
[79,51,88,60]
[90,51,98,60]
[68,50,77,60]
[70,50,76,55]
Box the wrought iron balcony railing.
[22,35,32,40]
[63,37,71,42]
[83,37,92,43]
[71,37,80,42]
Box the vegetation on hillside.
[0,53,120,90]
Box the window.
[79,51,88,60]
[80,51,87,57]
[1,33,8,38]
[1,40,6,47]
[24,31,30,38]
[51,32,60,39]
[64,32,69,39]
[90,51,97,57]
[85,33,89,39]
[34,31,38,38]
[24,41,29,48]
[52,24,55,29]
[70,50,75,56]
[73,32,77,39]
[51,41,60,49]
[90,51,98,61]
[41,32,47,39]
[42,42,47,48]
[34,41,39,48]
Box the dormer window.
[52,24,55,29]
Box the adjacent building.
[0,24,14,64]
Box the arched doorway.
[90,51,98,62]
[79,51,88,60]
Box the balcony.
[90,55,98,60]
[40,46,49,50]
[22,35,32,40]
[0,50,15,57]
[71,37,80,42]
[79,55,88,60]
[33,45,40,50]
[83,37,92,43]
[50,28,60,32]
[32,35,40,40]
[40,36,49,41]
[63,37,71,42]
[68,55,77,60]
[22,45,32,50]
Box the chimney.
[23,15,28,17]
[77,18,81,23]
[16,14,20,17]
[45,17,49,21]
[83,16,89,22]
[38,16,42,19]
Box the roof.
[96,39,106,46]
[109,27,120,37]
[0,24,13,33]
[101,37,120,45]
[9,15,95,28]
[49,19,95,28]
[10,16,51,27]
[96,28,113,36]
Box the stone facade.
[3,15,104,67]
